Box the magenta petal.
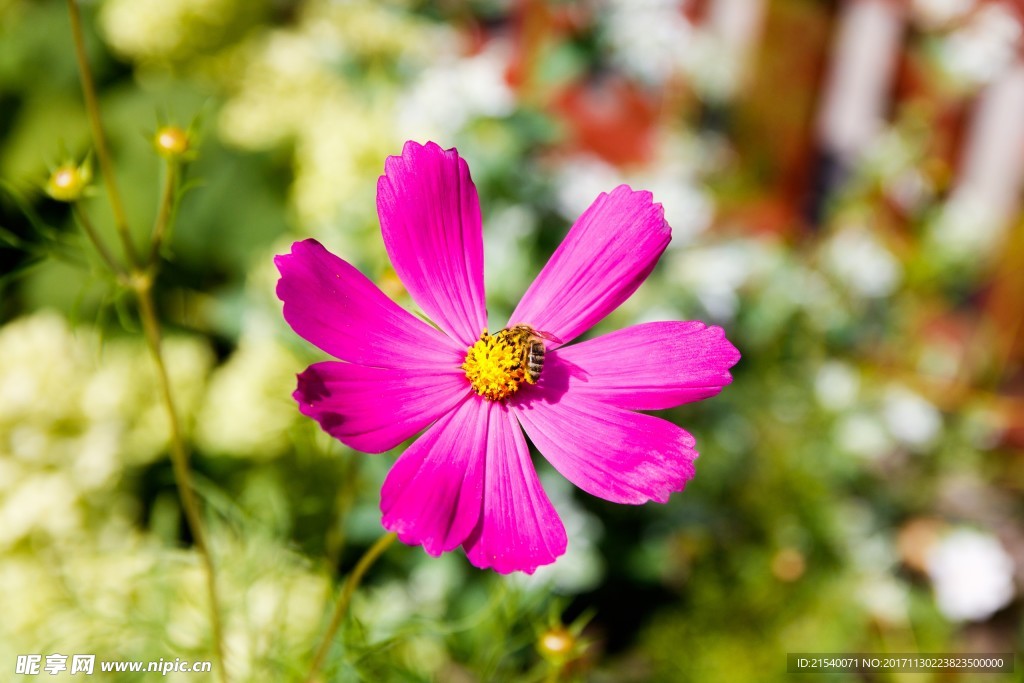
[275,239,462,369]
[295,361,469,453]
[463,405,567,574]
[509,185,670,344]
[512,394,697,505]
[549,321,740,411]
[378,141,488,346]
[380,398,488,555]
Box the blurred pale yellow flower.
[100,0,261,64]
[195,337,301,459]
[216,0,448,228]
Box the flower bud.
[154,126,190,159]
[45,162,91,202]
[537,626,575,662]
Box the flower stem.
[134,277,228,683]
[65,2,226,676]
[65,0,139,267]
[72,204,126,281]
[545,664,564,683]
[304,532,398,683]
[148,160,178,265]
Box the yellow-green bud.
[537,626,575,662]
[45,162,91,202]
[154,126,190,159]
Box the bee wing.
[534,330,563,345]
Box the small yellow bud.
[45,162,91,202]
[154,126,190,159]
[537,627,575,662]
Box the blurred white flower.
[930,181,1015,264]
[815,361,861,411]
[835,412,893,461]
[862,127,922,183]
[553,154,622,222]
[824,225,901,299]
[840,505,899,573]
[882,386,942,450]
[886,168,934,214]
[552,139,713,248]
[857,574,909,625]
[397,40,516,140]
[911,0,974,28]
[926,528,1016,622]
[939,4,1021,85]
[668,238,780,320]
[640,172,713,248]
[483,203,538,309]
[408,555,460,608]
[354,581,421,638]
[834,505,909,625]
[604,0,694,84]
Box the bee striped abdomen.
[524,340,545,384]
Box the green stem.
[304,532,398,683]
[135,279,228,683]
[65,2,226,677]
[65,0,139,267]
[72,204,125,281]
[148,161,178,266]
[544,663,564,683]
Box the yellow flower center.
[462,328,531,401]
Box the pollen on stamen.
[462,329,529,401]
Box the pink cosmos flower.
[276,141,739,574]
